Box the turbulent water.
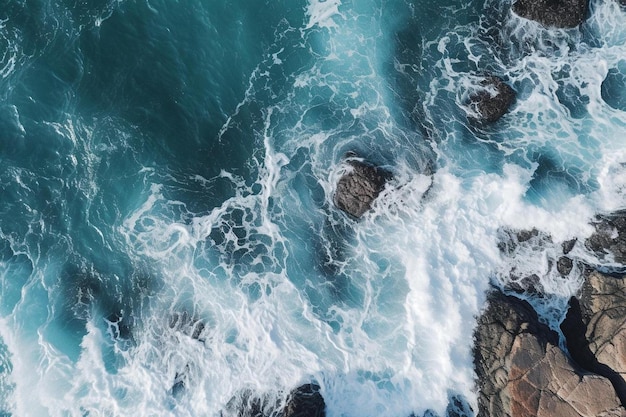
[0,0,625,415]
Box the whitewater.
[0,0,625,415]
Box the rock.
[474,291,625,417]
[497,228,546,255]
[468,76,515,124]
[496,228,551,295]
[565,271,626,404]
[222,384,325,417]
[512,0,589,28]
[557,256,573,275]
[222,389,273,417]
[585,210,626,264]
[562,238,577,255]
[283,384,325,417]
[333,157,392,218]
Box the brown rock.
[474,291,626,417]
[579,271,626,386]
[333,158,391,218]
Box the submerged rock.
[474,291,625,417]
[334,157,392,218]
[512,0,589,28]
[601,67,626,112]
[168,311,206,341]
[468,76,515,124]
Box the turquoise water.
[0,0,625,415]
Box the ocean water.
[0,0,625,415]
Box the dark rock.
[334,158,392,218]
[445,396,473,417]
[497,228,552,295]
[562,238,577,254]
[474,290,625,417]
[222,389,269,417]
[517,228,539,243]
[497,228,546,255]
[222,384,325,417]
[283,384,325,417]
[506,273,544,296]
[512,0,589,28]
[557,256,573,275]
[468,76,515,124]
[585,210,626,263]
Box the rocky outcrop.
[474,290,625,417]
[579,272,626,379]
[334,157,392,218]
[283,384,325,417]
[586,210,626,264]
[512,0,589,28]
[468,76,515,124]
[561,271,626,407]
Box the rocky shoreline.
[474,272,626,417]
[227,221,626,417]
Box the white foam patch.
[0,18,21,79]
[0,317,77,416]
[305,0,343,30]
[594,150,626,212]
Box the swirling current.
[0,0,625,416]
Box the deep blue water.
[0,0,625,415]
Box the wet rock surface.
[474,290,626,417]
[334,158,392,218]
[222,384,325,417]
[512,0,589,28]
[468,76,515,124]
[496,228,580,295]
[283,384,325,417]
